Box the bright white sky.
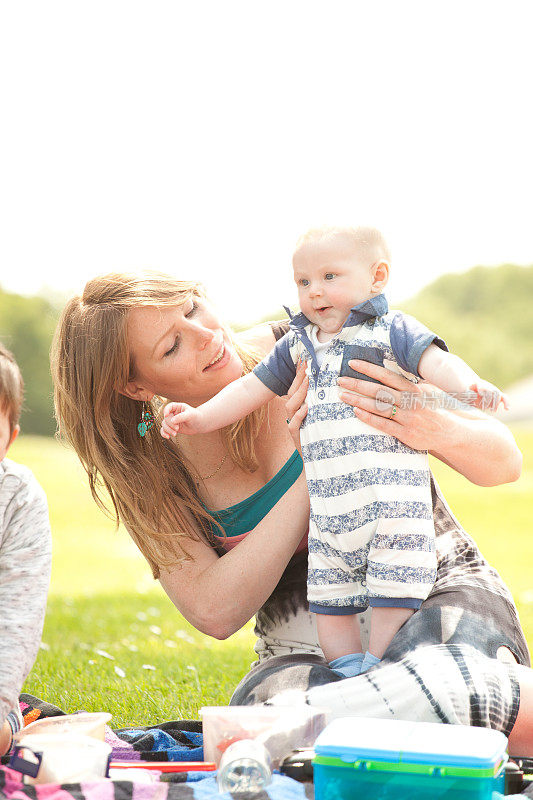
[1,1,532,326]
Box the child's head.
[0,343,23,459]
[293,225,390,335]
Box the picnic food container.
[313,717,508,800]
[10,732,112,784]
[200,705,327,767]
[13,711,111,742]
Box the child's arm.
[418,344,509,412]
[0,471,51,752]
[161,372,276,437]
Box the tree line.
[401,263,533,392]
[0,290,57,436]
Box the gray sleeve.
[252,331,298,396]
[0,470,52,725]
[389,312,448,377]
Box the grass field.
[10,429,533,728]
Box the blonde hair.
[0,343,24,433]
[295,225,391,264]
[51,271,265,578]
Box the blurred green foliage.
[401,264,533,389]
[0,288,58,435]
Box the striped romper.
[254,293,446,616]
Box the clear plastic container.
[200,705,327,767]
[13,712,112,742]
[217,739,272,793]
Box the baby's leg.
[316,613,364,678]
[369,607,414,658]
[307,515,366,678]
[316,613,362,662]
[362,449,436,668]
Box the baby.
[161,226,507,678]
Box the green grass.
[9,429,533,728]
[428,426,533,645]
[10,436,255,726]
[26,593,253,724]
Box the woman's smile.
[203,342,229,371]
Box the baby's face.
[293,233,378,335]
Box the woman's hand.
[336,359,522,485]
[285,361,309,452]
[337,359,451,452]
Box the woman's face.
[125,295,243,405]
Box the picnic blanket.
[0,695,314,800]
[2,695,533,798]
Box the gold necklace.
[197,453,228,482]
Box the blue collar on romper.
[283,293,388,331]
[282,294,388,387]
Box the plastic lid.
[314,718,508,769]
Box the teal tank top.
[208,449,303,538]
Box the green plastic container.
[313,717,508,800]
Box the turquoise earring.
[137,402,155,437]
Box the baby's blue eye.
[325,273,336,280]
[299,279,310,287]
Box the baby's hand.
[469,381,509,413]
[161,402,204,437]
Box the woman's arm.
[421,407,521,486]
[160,322,306,639]
[336,359,521,486]
[159,468,310,639]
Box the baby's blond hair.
[295,225,391,265]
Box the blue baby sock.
[329,652,364,678]
[361,651,381,673]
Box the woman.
[51,271,532,754]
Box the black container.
[280,748,315,783]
